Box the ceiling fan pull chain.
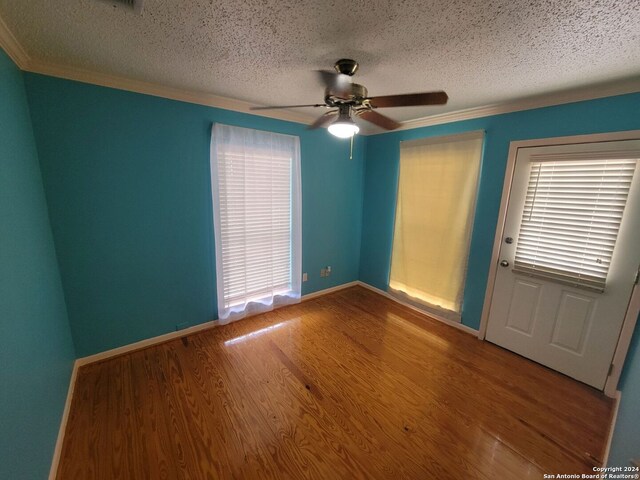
[350,135,354,160]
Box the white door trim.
[478,129,640,397]
[604,285,640,397]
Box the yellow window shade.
[389,132,483,319]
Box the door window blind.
[210,124,302,323]
[514,158,637,291]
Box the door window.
[514,158,637,291]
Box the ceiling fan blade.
[357,109,401,130]
[316,70,351,98]
[251,103,326,110]
[316,70,336,88]
[367,91,448,108]
[308,111,338,130]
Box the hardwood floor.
[57,286,613,479]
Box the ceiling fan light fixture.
[328,120,359,138]
[328,107,359,138]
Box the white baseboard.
[75,281,359,367]
[73,281,474,369]
[301,281,359,301]
[48,360,79,480]
[603,390,622,467]
[75,319,219,367]
[356,281,479,336]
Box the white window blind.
[514,158,637,291]
[210,123,301,323]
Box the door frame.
[478,130,640,397]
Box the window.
[514,158,637,291]
[210,123,301,323]
[389,131,483,320]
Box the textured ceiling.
[1,0,639,124]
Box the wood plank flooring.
[57,286,614,479]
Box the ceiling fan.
[251,59,448,138]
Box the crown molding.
[0,11,313,125]
[23,59,316,125]
[0,14,30,68]
[17,60,640,136]
[380,77,640,135]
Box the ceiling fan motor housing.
[325,83,368,107]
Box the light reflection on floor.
[223,321,288,346]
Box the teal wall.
[24,73,364,357]
[0,50,75,479]
[359,92,640,331]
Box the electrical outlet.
[320,266,332,278]
[302,272,308,282]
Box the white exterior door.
[486,140,640,389]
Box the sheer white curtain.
[210,123,302,323]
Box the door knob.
[500,260,510,267]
